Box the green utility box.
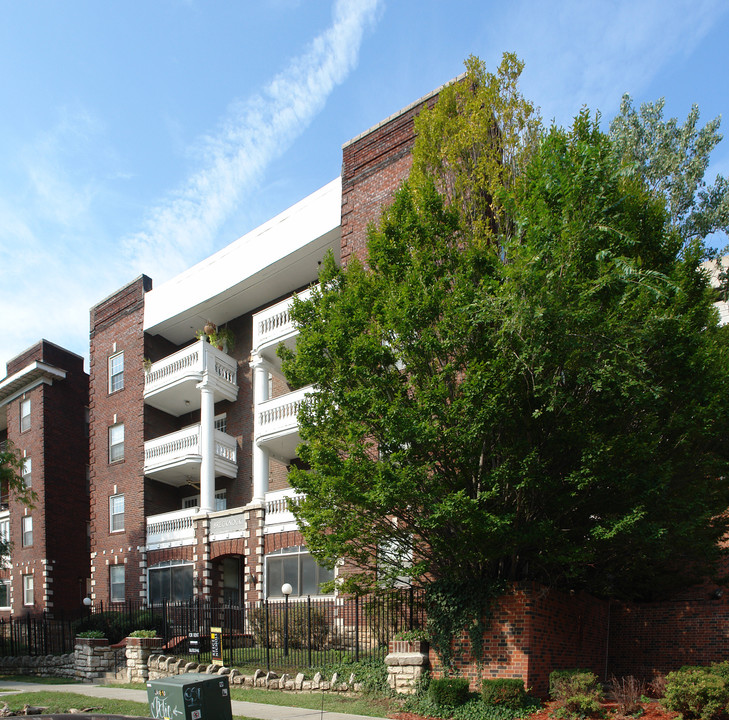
[146,673,232,720]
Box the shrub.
[247,603,330,650]
[76,630,105,639]
[482,679,527,709]
[609,675,644,715]
[549,670,602,719]
[393,628,429,642]
[549,670,599,700]
[428,677,471,709]
[128,629,158,638]
[662,666,729,720]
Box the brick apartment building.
[0,340,89,617]
[86,84,435,609]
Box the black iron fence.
[0,588,426,671]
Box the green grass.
[0,690,151,717]
[105,681,394,717]
[229,686,393,717]
[0,674,80,684]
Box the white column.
[252,360,270,502]
[199,377,216,513]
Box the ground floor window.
[0,580,9,608]
[110,565,125,603]
[148,560,193,604]
[265,546,334,598]
[23,575,33,606]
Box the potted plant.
[391,629,429,654]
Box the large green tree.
[0,443,35,560]
[280,57,729,611]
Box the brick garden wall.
[429,583,609,697]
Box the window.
[148,560,193,604]
[0,516,9,568]
[22,457,31,488]
[0,580,9,608]
[265,546,334,598]
[20,399,30,432]
[377,536,412,587]
[109,352,124,393]
[109,423,124,463]
[182,490,226,511]
[110,495,124,532]
[110,565,125,603]
[21,516,32,547]
[214,414,227,434]
[23,575,33,606]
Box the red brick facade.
[89,276,151,606]
[0,340,89,616]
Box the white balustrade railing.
[146,509,196,548]
[266,489,305,515]
[145,425,201,465]
[252,287,314,352]
[144,425,237,470]
[214,430,237,464]
[144,339,237,396]
[264,488,305,531]
[255,385,313,440]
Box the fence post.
[264,599,270,673]
[307,596,312,668]
[26,612,32,656]
[409,586,414,631]
[355,595,360,662]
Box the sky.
[1,0,728,373]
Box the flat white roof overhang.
[144,177,341,345]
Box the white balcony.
[254,385,313,462]
[264,488,305,534]
[144,339,238,416]
[144,424,238,486]
[252,287,313,374]
[146,509,197,550]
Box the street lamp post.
[282,583,292,657]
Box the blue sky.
[1,0,728,372]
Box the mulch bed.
[390,699,681,720]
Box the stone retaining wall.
[147,654,363,693]
[0,653,75,678]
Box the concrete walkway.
[0,680,391,720]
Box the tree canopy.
[0,443,35,559]
[280,55,729,609]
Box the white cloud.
[121,0,382,283]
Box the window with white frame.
[148,560,193,604]
[21,516,32,547]
[108,352,124,393]
[214,414,227,434]
[0,516,9,568]
[20,399,30,432]
[109,423,124,463]
[110,495,124,532]
[265,546,334,598]
[0,580,9,608]
[110,564,125,603]
[22,457,31,488]
[23,574,33,606]
[182,489,226,511]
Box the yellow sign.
[210,625,223,663]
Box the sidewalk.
[0,679,391,720]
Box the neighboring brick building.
[0,340,89,617]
